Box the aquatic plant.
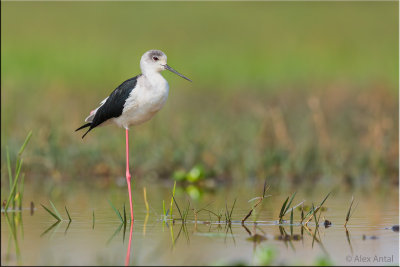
[41,203,62,222]
[203,208,224,223]
[4,130,32,212]
[344,196,358,227]
[162,181,177,222]
[41,201,74,223]
[108,200,123,223]
[302,192,331,225]
[143,187,149,214]
[172,165,206,183]
[278,192,297,223]
[242,179,271,224]
[65,206,72,222]
[225,198,237,224]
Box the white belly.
[113,75,169,129]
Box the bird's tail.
[75,123,92,139]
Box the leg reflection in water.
[125,222,134,266]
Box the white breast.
[113,73,169,129]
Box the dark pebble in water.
[363,234,378,240]
[246,234,267,243]
[324,219,332,228]
[292,234,302,241]
[30,201,35,215]
[275,235,295,241]
[392,225,399,232]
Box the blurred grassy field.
[1,2,398,191]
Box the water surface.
[1,182,398,266]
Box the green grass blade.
[123,203,127,224]
[172,196,183,220]
[163,200,166,217]
[18,173,25,210]
[345,196,355,226]
[284,200,304,216]
[279,197,289,218]
[108,200,123,223]
[41,204,61,221]
[290,208,294,236]
[229,198,237,220]
[65,206,72,222]
[14,182,19,210]
[4,159,23,212]
[284,192,297,215]
[143,187,149,214]
[6,147,13,191]
[262,179,268,198]
[319,191,331,208]
[18,130,33,156]
[312,203,318,226]
[170,181,176,217]
[304,192,331,219]
[225,202,229,221]
[345,196,354,221]
[49,200,63,220]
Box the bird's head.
[140,50,192,82]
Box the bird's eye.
[152,56,159,61]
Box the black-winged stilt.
[76,50,191,221]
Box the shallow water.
[1,181,399,266]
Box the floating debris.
[392,225,399,232]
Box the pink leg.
[125,222,133,266]
[126,129,134,222]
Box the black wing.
[76,75,141,138]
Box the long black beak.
[164,64,192,82]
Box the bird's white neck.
[142,68,160,78]
[142,69,168,89]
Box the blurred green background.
[1,2,398,192]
